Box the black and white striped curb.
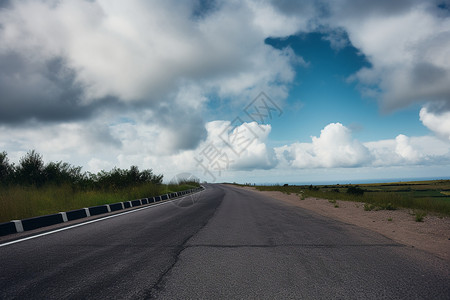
[0,187,204,237]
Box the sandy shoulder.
[239,186,450,261]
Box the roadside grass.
[255,180,450,216]
[0,182,199,223]
[414,210,427,222]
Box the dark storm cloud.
[0,53,120,124]
[154,103,207,151]
[412,63,447,87]
[0,0,11,8]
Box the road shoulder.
[237,186,450,261]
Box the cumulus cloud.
[199,121,277,173]
[276,123,372,168]
[326,1,450,111]
[277,123,450,169]
[394,134,421,162]
[0,0,302,153]
[420,105,450,140]
[0,0,299,107]
[2,0,450,181]
[366,134,450,166]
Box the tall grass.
[0,181,201,223]
[0,149,191,223]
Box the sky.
[0,0,450,184]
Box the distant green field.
[254,180,450,216]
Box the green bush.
[415,211,427,222]
[0,150,169,222]
[364,203,376,211]
[380,202,397,210]
[347,186,365,196]
[0,150,163,189]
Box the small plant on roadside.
[387,218,393,222]
[414,211,427,222]
[328,199,337,204]
[364,203,376,211]
[379,202,397,210]
[298,191,306,200]
[334,204,339,208]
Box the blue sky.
[0,0,449,184]
[265,33,429,144]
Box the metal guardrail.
[0,187,204,237]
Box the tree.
[15,150,45,186]
[43,161,84,186]
[0,151,13,185]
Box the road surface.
[0,184,449,299]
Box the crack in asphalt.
[143,241,403,299]
[145,192,225,299]
[59,243,403,249]
[144,236,191,299]
[185,243,404,248]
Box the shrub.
[364,203,376,211]
[347,186,364,196]
[0,150,164,190]
[415,211,427,222]
[44,161,84,186]
[380,202,396,210]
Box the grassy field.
[0,182,199,223]
[255,180,450,216]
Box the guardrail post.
[12,220,24,233]
[84,208,91,217]
[59,212,68,222]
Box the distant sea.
[258,176,450,186]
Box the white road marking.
[0,191,204,248]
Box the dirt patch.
[240,186,450,261]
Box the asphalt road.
[0,184,449,299]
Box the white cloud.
[276,123,372,168]
[0,0,300,106]
[247,0,309,37]
[0,0,305,154]
[199,121,277,173]
[326,1,450,111]
[1,118,449,183]
[420,106,450,140]
[278,123,450,169]
[1,0,450,184]
[395,134,421,162]
[365,134,450,166]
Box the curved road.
[0,184,448,299]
